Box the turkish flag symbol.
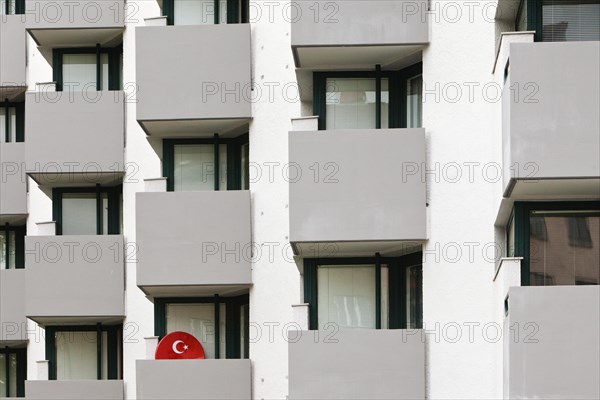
[155,331,205,360]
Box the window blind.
[542,0,600,41]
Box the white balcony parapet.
[144,16,167,27]
[291,116,319,132]
[144,178,167,193]
[145,337,159,360]
[36,360,49,380]
[35,221,56,236]
[493,31,534,76]
[291,304,309,331]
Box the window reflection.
[529,212,600,286]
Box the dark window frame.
[52,186,122,235]
[303,252,423,330]
[154,295,249,359]
[52,46,122,92]
[1,224,25,269]
[313,63,423,130]
[45,325,122,381]
[1,100,24,143]
[162,0,249,25]
[163,134,249,192]
[511,201,600,286]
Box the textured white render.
[423,1,501,398]
[249,3,302,398]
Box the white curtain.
[0,231,16,270]
[0,353,17,397]
[56,332,97,380]
[241,143,250,190]
[62,54,108,91]
[100,54,109,91]
[0,107,16,143]
[326,78,389,130]
[62,194,97,235]
[174,144,227,191]
[219,0,228,23]
[175,0,212,25]
[102,194,109,235]
[166,303,226,359]
[0,0,15,15]
[62,54,96,91]
[318,266,377,329]
[407,75,423,128]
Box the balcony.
[135,23,251,137]
[0,269,26,344]
[25,234,125,325]
[291,0,428,69]
[136,191,252,297]
[25,91,125,188]
[0,142,27,221]
[288,329,425,399]
[499,40,600,199]
[25,0,125,47]
[289,128,426,257]
[136,360,251,400]
[504,286,599,399]
[0,15,27,98]
[25,380,124,400]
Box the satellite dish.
[155,331,205,360]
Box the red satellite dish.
[155,331,205,360]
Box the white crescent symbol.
[172,340,185,354]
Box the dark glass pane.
[542,0,600,42]
[530,216,548,241]
[530,212,600,285]
[406,265,423,329]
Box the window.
[325,78,389,130]
[0,225,25,269]
[163,0,248,25]
[0,348,25,397]
[406,74,423,128]
[0,0,24,15]
[507,213,516,257]
[155,296,249,359]
[163,135,249,192]
[511,202,600,286]
[0,102,24,143]
[568,217,593,247]
[45,326,122,381]
[304,253,423,330]
[318,265,382,329]
[53,187,122,235]
[517,0,600,42]
[542,0,600,41]
[53,47,122,92]
[314,63,423,130]
[530,215,548,240]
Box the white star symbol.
[183,345,189,351]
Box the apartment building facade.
[0,0,599,399]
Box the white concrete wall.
[423,1,501,398]
[249,1,302,398]
[122,2,163,399]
